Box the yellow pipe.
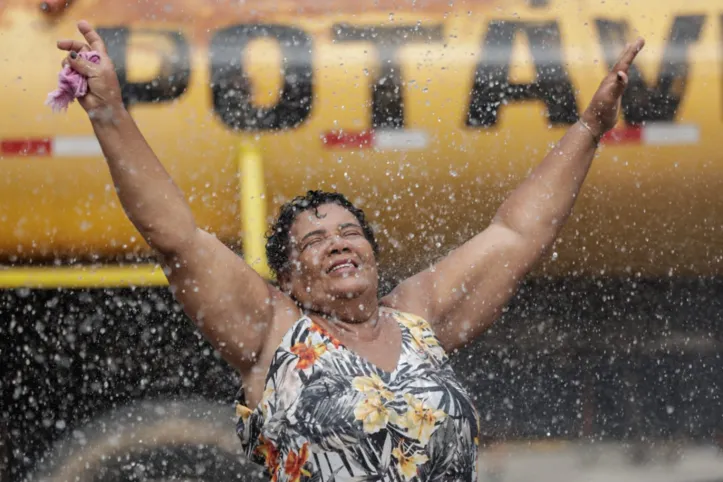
[239,141,272,280]
[0,264,169,289]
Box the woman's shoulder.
[378,275,436,325]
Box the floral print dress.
[235,307,481,481]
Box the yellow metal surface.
[0,0,720,282]
[0,140,271,288]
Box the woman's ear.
[276,270,291,294]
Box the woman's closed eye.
[302,237,324,251]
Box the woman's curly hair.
[265,190,379,278]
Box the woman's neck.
[301,298,384,340]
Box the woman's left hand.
[581,37,645,139]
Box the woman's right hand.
[57,20,124,119]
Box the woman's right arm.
[93,107,277,370]
[60,21,281,371]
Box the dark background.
[2,276,723,480]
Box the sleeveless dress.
[234,307,481,481]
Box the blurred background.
[1,0,723,480]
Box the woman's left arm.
[383,38,645,351]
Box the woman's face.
[282,203,378,313]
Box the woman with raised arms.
[54,21,644,481]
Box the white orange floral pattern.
[235,307,480,481]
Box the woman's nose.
[327,235,351,254]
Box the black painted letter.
[595,16,704,124]
[466,21,578,128]
[332,24,443,129]
[209,24,313,131]
[97,27,190,107]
